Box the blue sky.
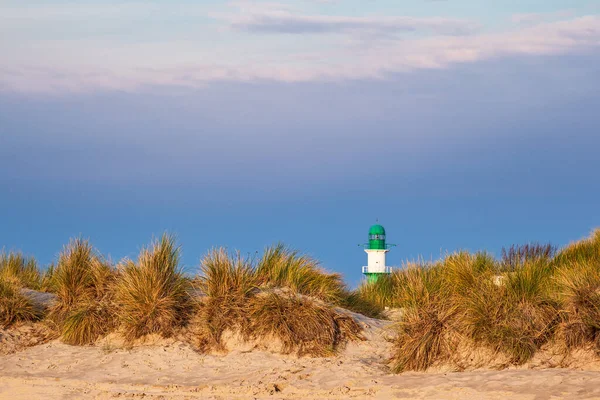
[1,1,599,286]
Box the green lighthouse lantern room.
[361,223,395,283]
[368,224,387,250]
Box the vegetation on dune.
[553,230,600,351]
[337,290,384,319]
[0,251,42,289]
[115,234,194,342]
[501,243,557,271]
[0,279,42,328]
[3,229,600,368]
[248,292,362,356]
[471,259,558,364]
[0,251,45,328]
[49,238,117,345]
[3,238,362,355]
[195,248,256,350]
[355,233,600,372]
[553,229,600,266]
[40,264,56,293]
[355,272,399,310]
[255,243,346,304]
[194,245,363,356]
[555,261,600,350]
[391,265,459,372]
[386,251,562,371]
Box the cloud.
[0,4,599,94]
[512,10,574,26]
[223,11,480,36]
[0,2,214,20]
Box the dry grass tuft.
[40,264,56,293]
[392,300,459,372]
[553,229,600,266]
[61,299,116,345]
[194,248,256,350]
[51,239,102,313]
[255,244,345,304]
[248,292,362,356]
[194,246,362,355]
[390,265,460,372]
[0,251,41,289]
[555,261,600,351]
[115,234,193,343]
[388,251,563,371]
[355,273,399,310]
[0,279,42,328]
[473,276,557,363]
[338,290,384,319]
[49,238,117,345]
[551,229,600,352]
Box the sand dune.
[2,314,600,399]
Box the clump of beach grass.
[40,264,56,293]
[337,290,384,319]
[49,238,117,345]
[555,261,600,351]
[0,251,41,290]
[194,245,363,356]
[390,264,460,372]
[466,258,558,364]
[553,229,600,266]
[553,230,600,351]
[115,234,193,343]
[194,248,257,350]
[387,249,562,371]
[255,243,346,304]
[354,272,400,311]
[248,292,362,356]
[0,279,42,328]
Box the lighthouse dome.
[368,224,386,236]
[368,224,386,249]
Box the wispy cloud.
[0,2,213,20]
[224,12,479,36]
[0,1,599,93]
[512,10,575,26]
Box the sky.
[1,0,599,287]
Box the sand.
[2,313,600,399]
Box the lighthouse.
[361,224,395,283]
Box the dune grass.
[0,251,41,289]
[40,264,56,293]
[248,292,362,356]
[3,229,600,369]
[354,272,400,310]
[194,248,256,350]
[358,232,600,372]
[501,243,557,271]
[255,243,346,304]
[553,229,600,266]
[49,238,117,345]
[194,245,363,355]
[555,261,600,350]
[553,231,600,351]
[0,279,42,328]
[470,259,558,364]
[390,265,460,372]
[115,234,193,342]
[361,249,566,371]
[337,290,384,319]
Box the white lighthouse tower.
[360,224,395,283]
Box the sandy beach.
[2,314,600,400]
